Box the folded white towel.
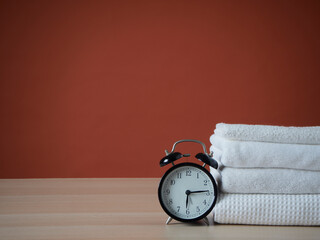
[210,135,320,170]
[214,193,320,226]
[218,167,320,194]
[214,123,320,144]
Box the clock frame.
[158,162,218,223]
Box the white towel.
[214,123,320,144]
[210,135,320,170]
[214,194,320,226]
[218,167,320,194]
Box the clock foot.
[166,217,173,225]
[165,216,209,225]
[203,217,209,226]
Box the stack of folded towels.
[210,123,320,226]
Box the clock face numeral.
[159,164,217,222]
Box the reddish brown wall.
[1,0,320,178]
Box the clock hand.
[186,195,189,208]
[185,190,191,208]
[189,190,209,194]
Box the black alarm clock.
[158,139,219,225]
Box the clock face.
[158,162,217,222]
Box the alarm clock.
[158,139,219,225]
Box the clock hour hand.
[186,195,189,208]
[189,190,209,194]
[185,190,191,208]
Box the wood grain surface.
[0,178,319,240]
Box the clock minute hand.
[189,190,209,194]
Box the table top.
[0,178,319,240]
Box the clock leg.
[166,217,173,225]
[203,217,209,226]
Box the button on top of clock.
[159,151,218,169]
[195,153,218,169]
[160,152,190,167]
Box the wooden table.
[0,178,319,240]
